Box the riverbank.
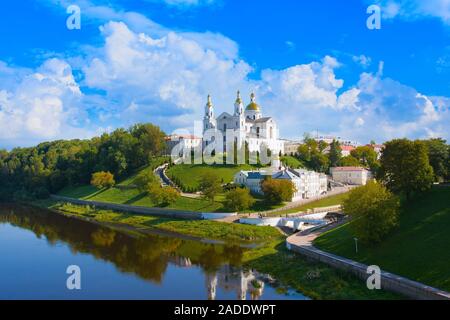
[30,199,401,300]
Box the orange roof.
[341,145,355,151]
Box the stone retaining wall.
[287,239,450,300]
[51,195,202,219]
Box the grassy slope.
[59,185,224,212]
[166,163,255,191]
[267,192,349,216]
[314,187,450,292]
[280,156,305,169]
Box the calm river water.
[0,204,307,300]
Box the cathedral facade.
[202,92,284,155]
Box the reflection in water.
[0,204,305,300]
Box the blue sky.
[0,0,449,148]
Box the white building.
[282,139,302,156]
[165,134,202,156]
[234,168,328,202]
[330,167,372,185]
[203,92,284,156]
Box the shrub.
[224,187,256,212]
[91,171,115,189]
[261,177,295,204]
[344,180,400,244]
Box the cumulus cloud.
[0,59,92,147]
[2,1,449,148]
[372,0,450,25]
[81,21,252,130]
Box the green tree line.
[0,123,166,201]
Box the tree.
[310,152,330,173]
[328,140,342,167]
[378,139,434,199]
[339,155,361,167]
[133,169,158,193]
[261,177,296,204]
[147,182,180,206]
[224,188,255,212]
[199,172,222,202]
[351,146,380,173]
[344,181,400,244]
[422,138,449,182]
[91,171,115,189]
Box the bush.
[91,171,116,189]
[261,177,295,204]
[224,187,256,212]
[198,172,222,202]
[344,181,400,244]
[147,182,180,206]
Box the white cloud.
[1,1,449,148]
[373,0,450,25]
[0,59,93,147]
[352,55,372,68]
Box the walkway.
[154,164,202,199]
[286,224,450,300]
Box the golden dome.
[246,92,260,111]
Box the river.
[0,204,307,300]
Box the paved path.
[154,164,202,199]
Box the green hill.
[314,186,450,292]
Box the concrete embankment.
[286,229,450,300]
[50,195,237,220]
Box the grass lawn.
[267,192,349,216]
[58,185,224,212]
[166,163,256,192]
[51,202,282,243]
[314,187,450,292]
[243,241,400,300]
[280,156,305,169]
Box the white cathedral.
[202,91,284,155]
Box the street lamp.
[354,237,358,253]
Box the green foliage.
[199,172,222,202]
[261,177,296,204]
[224,187,256,211]
[350,146,380,173]
[315,187,450,292]
[343,181,400,244]
[328,140,342,167]
[280,156,304,169]
[421,138,449,182]
[379,139,434,198]
[338,155,361,167]
[296,136,330,173]
[147,183,180,206]
[0,123,166,200]
[91,171,116,189]
[132,169,158,192]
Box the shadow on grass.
[124,193,148,205]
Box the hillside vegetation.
[314,187,450,291]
